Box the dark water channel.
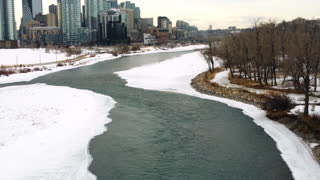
[1,51,293,180]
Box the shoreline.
[0,44,207,85]
[191,70,320,164]
[116,51,320,180]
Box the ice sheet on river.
[0,84,116,180]
[116,51,320,180]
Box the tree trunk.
[304,77,310,116]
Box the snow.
[211,70,274,95]
[310,143,319,149]
[290,105,320,116]
[0,45,207,85]
[0,84,116,180]
[0,53,117,84]
[0,48,79,65]
[211,70,242,88]
[116,51,320,180]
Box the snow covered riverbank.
[0,84,116,180]
[116,51,320,180]
[0,45,206,85]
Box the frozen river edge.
[116,52,320,180]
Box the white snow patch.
[0,53,117,84]
[290,105,320,116]
[0,84,116,180]
[116,51,320,180]
[310,143,319,149]
[0,48,78,65]
[211,70,274,94]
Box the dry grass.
[230,75,301,94]
[266,111,291,120]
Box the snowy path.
[0,84,116,180]
[116,51,320,180]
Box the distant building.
[99,9,127,44]
[134,7,140,19]
[151,27,169,43]
[34,13,46,26]
[29,26,60,44]
[176,20,190,30]
[46,13,57,27]
[119,1,135,9]
[157,16,172,32]
[228,26,237,31]
[22,0,43,26]
[109,0,118,8]
[139,18,154,33]
[49,4,58,26]
[143,33,156,45]
[85,0,100,42]
[0,0,17,40]
[58,0,88,44]
[209,25,213,31]
[120,8,134,33]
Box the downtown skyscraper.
[85,0,116,42]
[0,0,17,40]
[22,0,43,25]
[58,0,87,44]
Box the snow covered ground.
[0,45,207,85]
[211,70,278,94]
[116,51,320,180]
[0,84,116,180]
[290,105,320,116]
[0,53,117,84]
[0,48,80,66]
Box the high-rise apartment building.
[100,9,127,44]
[85,0,116,42]
[57,0,83,44]
[22,0,43,25]
[49,4,58,26]
[0,0,17,40]
[85,0,99,42]
[120,8,134,33]
[158,16,172,31]
[109,0,118,8]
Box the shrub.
[131,44,141,51]
[0,69,15,76]
[266,111,290,120]
[263,95,294,112]
[66,48,82,56]
[33,67,42,71]
[119,45,130,54]
[111,51,118,57]
[19,68,32,73]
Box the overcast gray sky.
[14,0,320,30]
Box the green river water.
[1,51,293,180]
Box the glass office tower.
[58,0,82,44]
[0,0,17,40]
[22,0,43,25]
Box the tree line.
[203,18,320,116]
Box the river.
[1,51,293,180]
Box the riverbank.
[116,51,320,180]
[0,44,206,84]
[191,69,320,163]
[0,84,116,179]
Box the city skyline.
[13,0,320,30]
